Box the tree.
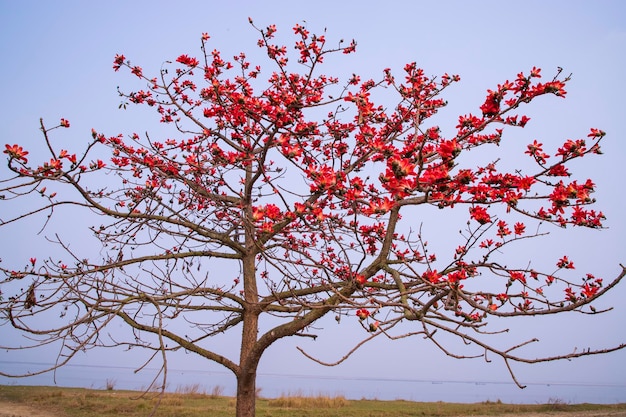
[1,20,624,417]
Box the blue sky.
[1,0,625,400]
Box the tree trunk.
[235,367,257,417]
[236,309,259,417]
[235,311,261,417]
[236,247,261,417]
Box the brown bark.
[235,239,261,417]
[236,304,261,417]
[235,365,258,417]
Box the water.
[1,361,624,404]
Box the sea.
[1,361,624,404]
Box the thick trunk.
[235,366,257,417]
[236,245,260,417]
[236,308,260,417]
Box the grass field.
[1,384,626,417]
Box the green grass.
[1,384,625,417]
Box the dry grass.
[210,385,225,398]
[174,383,205,396]
[104,378,116,391]
[1,384,625,417]
[268,391,348,408]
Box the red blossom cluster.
[5,23,610,312]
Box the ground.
[0,400,59,417]
[2,399,626,417]
[476,413,626,417]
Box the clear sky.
[1,0,625,401]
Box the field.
[1,385,626,417]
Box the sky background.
[1,0,625,402]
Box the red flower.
[525,140,548,163]
[131,66,143,78]
[479,239,494,248]
[355,274,367,286]
[587,128,605,139]
[113,54,125,71]
[543,80,567,97]
[365,197,395,215]
[292,24,307,37]
[437,139,460,160]
[260,222,274,233]
[59,149,77,164]
[90,159,106,170]
[496,293,508,303]
[480,90,501,117]
[389,157,415,178]
[422,270,441,284]
[252,204,282,221]
[530,67,541,78]
[581,283,599,298]
[176,54,199,68]
[547,164,569,177]
[469,206,491,224]
[4,144,29,163]
[557,256,575,269]
[556,139,586,160]
[565,287,577,302]
[496,220,511,237]
[60,118,70,128]
[447,269,467,283]
[509,270,527,284]
[251,206,264,221]
[356,308,370,320]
